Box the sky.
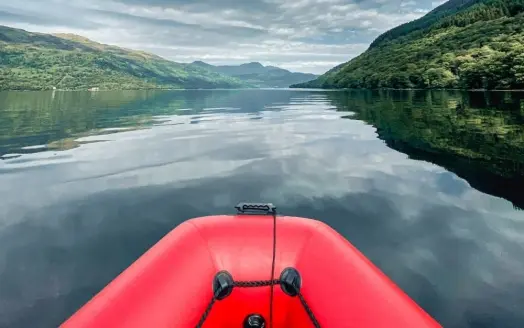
[0,0,446,74]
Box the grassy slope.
[0,26,246,91]
[293,0,524,90]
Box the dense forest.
[0,26,246,91]
[293,0,524,90]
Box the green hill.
[292,0,524,90]
[0,25,247,91]
[190,61,318,88]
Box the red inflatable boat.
[62,203,441,328]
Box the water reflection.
[0,90,328,157]
[327,90,524,209]
[0,90,523,328]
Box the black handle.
[235,203,276,215]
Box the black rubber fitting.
[213,271,234,300]
[280,267,301,297]
[243,314,266,328]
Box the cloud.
[401,1,418,7]
[0,0,435,74]
[432,0,447,8]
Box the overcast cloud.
[0,0,442,74]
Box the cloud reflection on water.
[0,90,523,328]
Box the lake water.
[0,89,523,328]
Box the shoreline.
[1,87,524,92]
[290,87,524,92]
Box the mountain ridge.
[0,25,247,90]
[292,0,524,90]
[369,0,480,49]
[190,60,318,88]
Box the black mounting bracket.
[235,203,277,215]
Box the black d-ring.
[280,267,301,297]
[213,271,234,300]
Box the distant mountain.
[190,61,318,88]
[0,25,246,91]
[293,0,524,90]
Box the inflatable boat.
[62,203,441,327]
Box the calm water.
[1,89,524,328]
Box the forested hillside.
[0,26,246,91]
[292,0,524,90]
